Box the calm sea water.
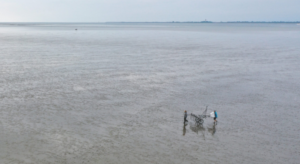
[0,23,299,164]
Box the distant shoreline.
[0,21,299,25]
[0,21,300,24]
[106,21,300,24]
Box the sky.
[0,0,299,22]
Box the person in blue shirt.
[214,110,218,123]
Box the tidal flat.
[0,23,299,164]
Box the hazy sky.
[0,0,299,22]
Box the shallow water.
[0,23,299,164]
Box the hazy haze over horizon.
[0,0,299,22]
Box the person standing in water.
[184,110,188,123]
[214,110,218,123]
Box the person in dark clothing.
[184,110,188,123]
[214,110,218,123]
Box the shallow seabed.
[0,23,299,164]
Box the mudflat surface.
[0,23,299,164]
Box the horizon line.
[0,21,300,24]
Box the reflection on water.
[189,122,206,139]
[207,123,217,136]
[183,122,217,138]
[182,124,187,136]
[189,123,205,134]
